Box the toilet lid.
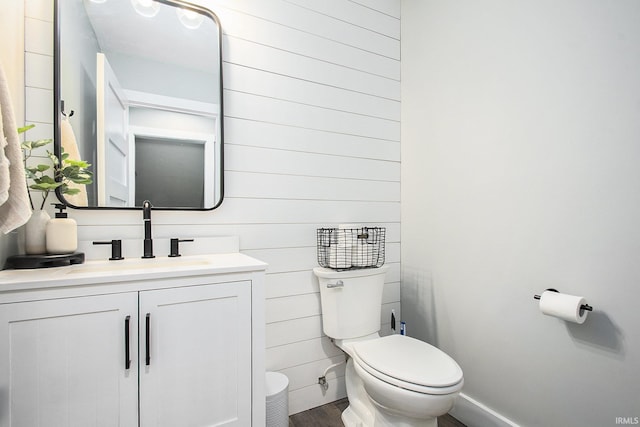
[352,335,463,388]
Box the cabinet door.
[0,293,139,427]
[139,282,252,427]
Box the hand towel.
[0,107,9,206]
[0,61,32,233]
[60,116,88,206]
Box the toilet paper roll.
[539,290,589,324]
[352,240,373,267]
[336,228,354,246]
[328,245,352,269]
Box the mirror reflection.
[56,0,223,210]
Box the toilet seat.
[351,335,463,395]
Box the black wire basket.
[316,227,386,270]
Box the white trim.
[96,53,107,206]
[123,89,219,118]
[96,53,130,206]
[450,393,521,427]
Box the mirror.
[54,0,223,210]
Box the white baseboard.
[449,393,520,427]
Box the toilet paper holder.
[533,288,593,311]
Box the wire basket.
[317,227,386,270]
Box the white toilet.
[313,266,463,427]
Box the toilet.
[313,266,463,427]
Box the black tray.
[5,253,85,269]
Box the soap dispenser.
[46,204,77,254]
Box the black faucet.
[142,200,154,258]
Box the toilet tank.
[313,266,389,339]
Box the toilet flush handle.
[327,280,344,288]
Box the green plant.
[19,124,93,210]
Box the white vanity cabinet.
[0,253,267,427]
[0,292,140,427]
[139,281,252,427]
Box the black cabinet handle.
[124,315,131,370]
[145,313,151,366]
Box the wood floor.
[289,398,466,427]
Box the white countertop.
[0,253,268,292]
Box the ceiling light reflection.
[131,0,160,18]
[177,7,204,29]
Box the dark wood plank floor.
[289,398,466,427]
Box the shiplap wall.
[23,0,400,413]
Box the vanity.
[0,252,267,427]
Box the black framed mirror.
[54,0,223,210]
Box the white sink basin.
[65,257,211,275]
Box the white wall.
[402,1,640,426]
[21,0,401,414]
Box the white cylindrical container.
[45,204,77,254]
[25,209,50,254]
[266,371,289,427]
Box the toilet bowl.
[314,266,464,427]
[350,335,463,426]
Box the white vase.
[25,209,51,255]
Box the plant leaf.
[30,182,61,191]
[47,152,60,167]
[17,124,35,134]
[30,138,53,149]
[35,175,57,185]
[19,124,93,204]
[65,159,89,168]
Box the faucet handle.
[169,238,194,257]
[93,240,124,261]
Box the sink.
[65,256,211,275]
[0,251,267,291]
